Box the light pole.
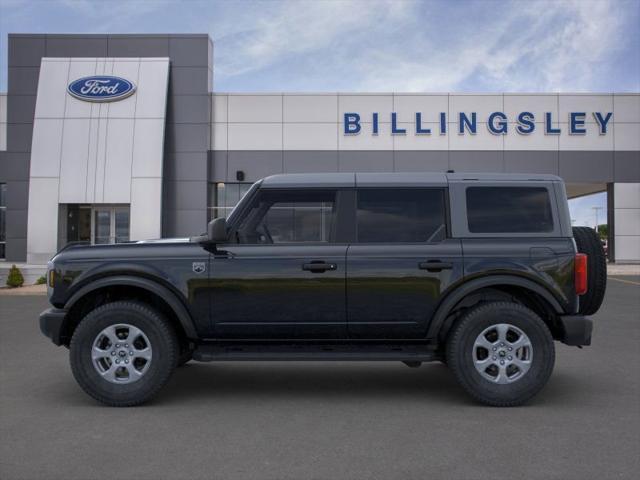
[592,206,603,233]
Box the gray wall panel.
[7,67,40,95]
[559,151,614,183]
[5,180,29,208]
[107,35,170,57]
[209,151,228,182]
[4,237,26,262]
[162,209,208,237]
[169,67,210,95]
[169,36,211,67]
[394,151,449,172]
[8,36,45,67]
[6,124,33,153]
[167,95,210,124]
[504,151,559,174]
[165,152,209,181]
[165,124,209,153]
[283,151,339,173]
[339,151,393,172]
[6,95,36,124]
[450,151,504,172]
[614,151,640,182]
[45,36,108,57]
[228,151,283,181]
[6,209,27,238]
[0,153,30,181]
[164,180,208,211]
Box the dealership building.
[0,33,638,267]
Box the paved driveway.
[1,278,639,480]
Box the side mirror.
[207,217,228,243]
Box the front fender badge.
[192,262,206,274]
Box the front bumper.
[558,315,593,346]
[39,308,68,346]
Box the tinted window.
[356,189,446,243]
[236,190,336,244]
[466,187,554,233]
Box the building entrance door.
[65,205,130,246]
[92,207,130,244]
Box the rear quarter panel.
[462,238,578,313]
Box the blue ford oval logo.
[67,76,136,102]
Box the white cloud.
[213,0,635,92]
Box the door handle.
[418,260,453,272]
[302,262,337,273]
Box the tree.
[6,264,24,288]
[597,224,608,241]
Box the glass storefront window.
[208,182,253,221]
[0,183,6,259]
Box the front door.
[347,188,464,338]
[209,188,348,339]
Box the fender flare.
[65,275,198,339]
[426,274,565,341]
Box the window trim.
[353,187,450,244]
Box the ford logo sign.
[67,76,136,102]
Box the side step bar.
[192,343,439,362]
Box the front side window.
[236,189,336,244]
[466,187,554,233]
[356,188,446,243]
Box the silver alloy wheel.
[91,324,153,384]
[472,323,533,384]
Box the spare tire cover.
[572,226,607,315]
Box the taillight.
[575,253,588,295]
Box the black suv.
[40,173,606,407]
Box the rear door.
[346,188,463,339]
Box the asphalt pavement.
[1,277,639,480]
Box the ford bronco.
[39,172,606,407]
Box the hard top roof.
[260,172,562,188]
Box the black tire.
[572,226,607,315]
[446,302,555,407]
[70,301,178,407]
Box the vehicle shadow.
[156,362,472,406]
[155,362,590,407]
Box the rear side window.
[466,187,554,233]
[356,189,446,243]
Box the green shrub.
[35,275,47,285]
[6,265,25,288]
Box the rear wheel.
[70,301,178,407]
[446,301,555,407]
[572,226,607,315]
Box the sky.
[0,0,637,225]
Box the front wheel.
[70,301,178,407]
[446,302,555,407]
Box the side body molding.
[65,275,198,339]
[426,275,565,341]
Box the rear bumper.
[39,308,68,346]
[558,314,593,346]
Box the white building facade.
[0,34,638,264]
